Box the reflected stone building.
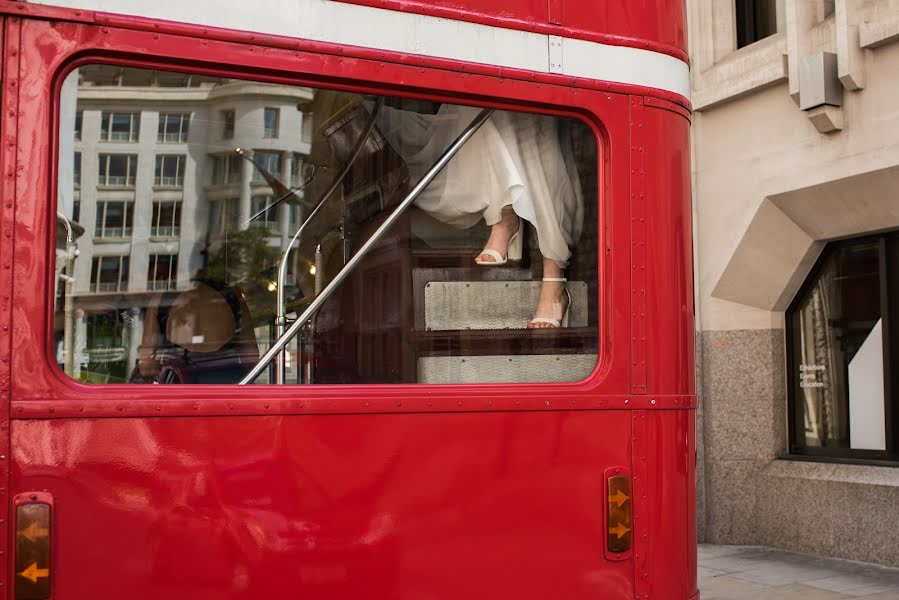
[56,67,314,382]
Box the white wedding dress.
[373,104,583,267]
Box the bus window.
[54,65,599,385]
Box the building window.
[74,110,82,141]
[158,112,190,143]
[73,152,81,188]
[98,154,137,187]
[787,232,899,461]
[250,195,282,233]
[252,151,281,182]
[90,255,129,293]
[211,153,242,186]
[154,154,186,187]
[301,112,313,144]
[222,109,235,139]
[99,111,140,142]
[208,197,240,234]
[735,0,778,48]
[94,201,134,239]
[263,107,279,138]
[148,254,178,291]
[151,201,181,238]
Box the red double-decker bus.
[0,0,695,598]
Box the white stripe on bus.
[32,0,692,100]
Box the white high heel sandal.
[528,277,571,329]
[475,217,523,265]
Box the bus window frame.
[3,14,652,418]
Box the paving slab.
[699,545,899,599]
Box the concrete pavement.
[699,544,899,599]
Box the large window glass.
[54,65,600,385]
[788,233,898,461]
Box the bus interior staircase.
[308,208,598,385]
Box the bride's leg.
[475,205,520,264]
[528,257,570,329]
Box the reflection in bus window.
[54,65,599,385]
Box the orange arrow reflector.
[15,501,51,600]
[607,475,632,554]
[18,563,49,584]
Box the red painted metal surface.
[329,0,689,62]
[0,5,696,599]
[642,102,695,396]
[0,15,15,596]
[12,413,636,599]
[630,97,649,395]
[632,410,698,600]
[12,18,640,410]
[0,0,691,110]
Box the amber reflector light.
[607,475,632,554]
[15,503,51,600]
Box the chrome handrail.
[272,97,385,384]
[240,107,493,385]
[57,212,77,377]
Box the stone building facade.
[689,0,899,566]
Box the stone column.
[239,149,253,229]
[280,151,293,247]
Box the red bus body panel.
[331,0,688,61]
[0,4,696,599]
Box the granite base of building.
[698,328,899,568]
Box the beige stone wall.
[689,0,899,566]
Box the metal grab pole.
[273,97,385,384]
[241,107,493,385]
[57,213,76,377]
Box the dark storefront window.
[787,232,899,462]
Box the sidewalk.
[699,545,899,599]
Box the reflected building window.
[151,201,181,238]
[158,112,190,143]
[222,109,235,139]
[252,151,281,182]
[94,201,134,239]
[73,152,81,188]
[264,107,279,139]
[98,154,137,187]
[211,153,241,185]
[100,111,140,142]
[209,197,240,234]
[148,254,178,291]
[74,110,83,141]
[90,255,129,293]
[154,154,186,187]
